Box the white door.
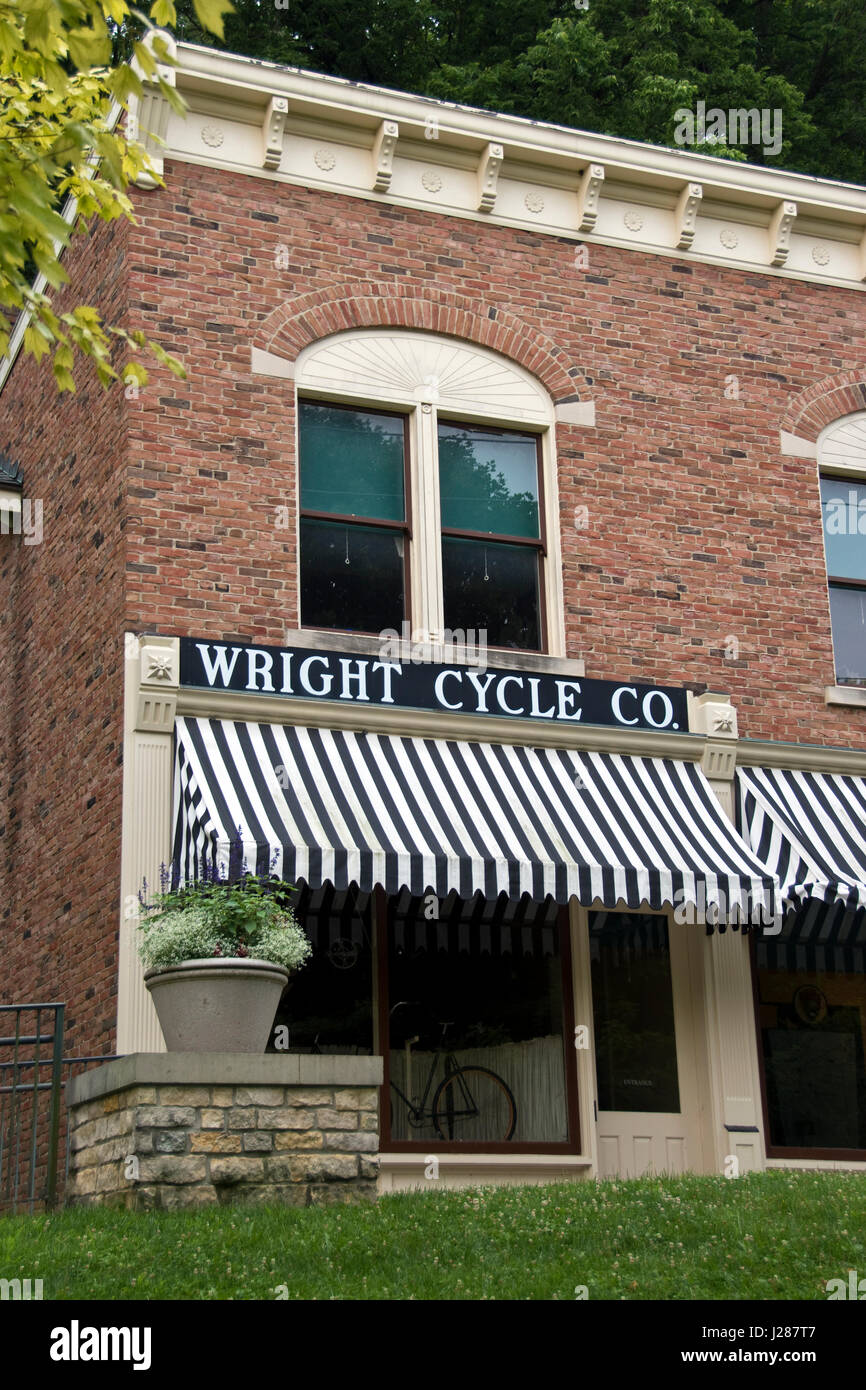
[590,913,705,1178]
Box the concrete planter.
[144,958,290,1052]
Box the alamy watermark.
[673,886,783,935]
[0,498,43,545]
[1,1276,43,1300]
[674,102,782,159]
[824,489,866,535]
[378,623,488,671]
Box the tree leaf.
[192,0,233,40]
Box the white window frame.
[294,328,566,657]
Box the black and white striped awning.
[736,766,866,913]
[172,717,777,918]
[755,898,866,973]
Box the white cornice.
[160,39,866,290]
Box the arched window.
[293,329,565,656]
[817,413,866,685]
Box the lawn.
[1,1170,864,1300]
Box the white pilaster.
[116,634,180,1053]
[689,690,766,1174]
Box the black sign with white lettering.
[179,638,690,733]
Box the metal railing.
[0,1005,122,1213]
[0,1003,65,1213]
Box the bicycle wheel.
[431,1066,517,1142]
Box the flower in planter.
[138,837,312,974]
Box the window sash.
[298,398,550,652]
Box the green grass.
[1,1171,864,1300]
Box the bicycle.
[388,1001,517,1142]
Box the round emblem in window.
[793,984,828,1025]
[328,938,360,970]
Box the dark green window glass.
[300,518,405,634]
[757,910,866,1149]
[589,913,681,1114]
[821,478,866,582]
[299,403,405,521]
[438,422,539,537]
[442,536,540,650]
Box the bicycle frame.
[389,1048,459,1128]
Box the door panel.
[591,912,702,1178]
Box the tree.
[0,0,231,392]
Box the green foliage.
[0,0,231,391]
[138,866,312,971]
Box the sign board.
[180,638,690,734]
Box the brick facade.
[1,152,864,1051]
[120,160,866,742]
[0,217,130,1057]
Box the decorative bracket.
[476,143,504,214]
[372,120,399,192]
[674,182,702,250]
[576,163,604,233]
[858,227,866,282]
[128,29,177,190]
[262,96,288,171]
[136,635,179,734]
[769,200,797,267]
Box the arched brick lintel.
[782,372,866,443]
[253,283,585,403]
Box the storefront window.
[755,915,866,1152]
[385,891,574,1146]
[271,885,374,1054]
[275,883,578,1149]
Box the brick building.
[1,34,865,1187]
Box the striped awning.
[736,766,866,913]
[172,717,777,919]
[755,898,866,973]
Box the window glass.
[271,887,373,1054]
[438,423,540,537]
[386,892,569,1145]
[589,912,681,1113]
[299,403,405,521]
[300,518,405,633]
[756,915,866,1150]
[828,586,866,683]
[442,536,540,650]
[820,477,866,581]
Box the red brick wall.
[0,216,129,1055]
[122,160,865,748]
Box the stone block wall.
[66,1054,382,1209]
